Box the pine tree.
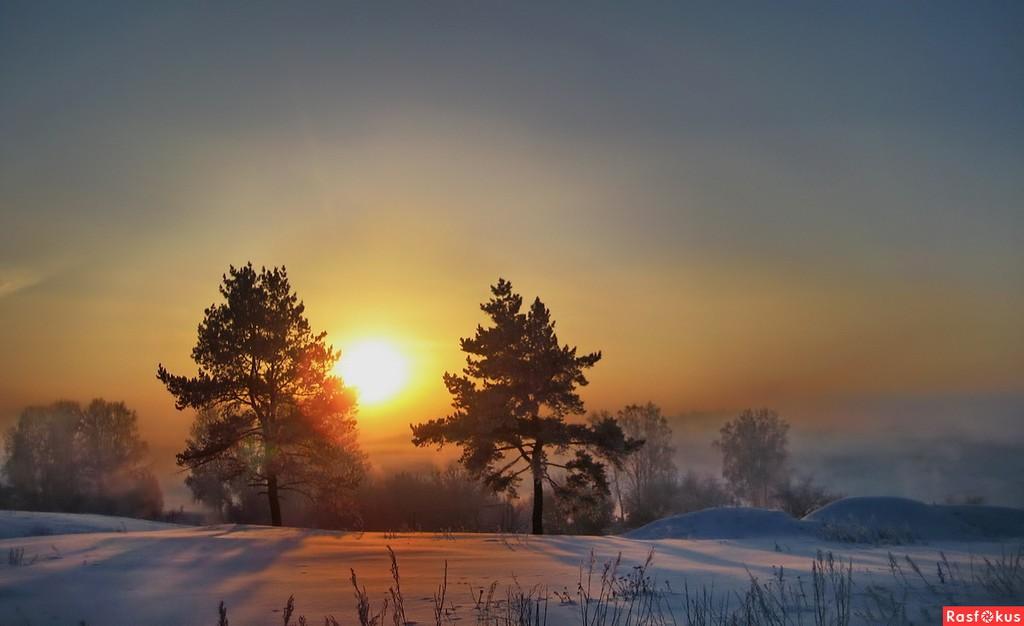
[411,279,639,534]
[157,263,363,526]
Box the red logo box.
[944,607,1024,624]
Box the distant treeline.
[1,399,163,519]
[0,396,843,533]
[187,402,843,534]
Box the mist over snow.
[664,392,1024,507]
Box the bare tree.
[675,470,733,514]
[774,474,841,518]
[3,399,162,517]
[609,403,677,525]
[714,408,789,508]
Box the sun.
[335,339,409,406]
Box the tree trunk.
[613,470,625,524]
[267,473,283,526]
[531,446,544,535]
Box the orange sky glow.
[1,3,1022,506]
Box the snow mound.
[624,507,812,540]
[941,505,1024,539]
[805,497,977,542]
[0,510,181,539]
[622,498,1024,543]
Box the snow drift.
[624,506,812,540]
[0,510,180,539]
[625,498,1024,542]
[942,504,1024,539]
[807,497,975,542]
[807,497,1024,542]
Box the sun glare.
[336,339,409,406]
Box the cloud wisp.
[0,268,43,299]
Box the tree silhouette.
[411,279,639,534]
[597,402,677,526]
[714,408,789,508]
[157,263,363,526]
[3,399,162,517]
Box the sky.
[1,2,1022,506]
